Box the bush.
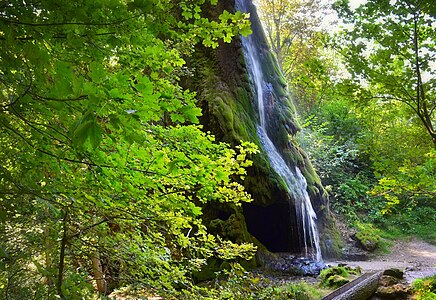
[207,263,324,300]
[256,282,323,300]
[412,274,436,300]
[376,206,436,245]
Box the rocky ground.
[329,238,436,283]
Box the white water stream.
[236,0,322,261]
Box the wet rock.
[258,252,326,276]
[383,268,404,279]
[341,245,369,261]
[292,257,327,276]
[405,266,415,272]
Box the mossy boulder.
[379,275,401,287]
[354,223,382,251]
[325,275,350,289]
[320,266,361,289]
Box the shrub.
[412,274,436,300]
[208,263,324,300]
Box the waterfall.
[236,0,322,262]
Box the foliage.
[257,0,325,71]
[295,103,382,224]
[0,0,257,298]
[297,116,360,182]
[329,0,436,241]
[295,0,436,235]
[257,0,336,113]
[371,150,436,214]
[109,263,326,299]
[377,207,436,245]
[207,263,324,300]
[333,0,436,147]
[412,274,436,300]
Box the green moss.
[261,52,288,98]
[354,222,382,251]
[319,215,344,258]
[265,281,326,299]
[320,266,349,280]
[325,275,350,289]
[198,57,258,146]
[320,266,361,289]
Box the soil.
[328,238,436,283]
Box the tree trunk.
[56,208,68,299]
[92,253,107,294]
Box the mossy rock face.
[194,208,258,282]
[209,212,252,244]
[318,214,344,258]
[184,0,337,255]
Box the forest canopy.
[257,0,435,245]
[0,0,257,298]
[1,0,435,298]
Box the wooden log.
[322,271,383,300]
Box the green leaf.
[72,119,102,150]
[90,61,106,83]
[239,25,252,37]
[191,205,202,216]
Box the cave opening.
[243,201,301,253]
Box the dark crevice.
[243,201,301,253]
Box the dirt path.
[329,238,436,283]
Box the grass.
[376,211,436,246]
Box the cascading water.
[236,0,322,262]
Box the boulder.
[375,284,411,299]
[379,275,400,287]
[383,268,404,279]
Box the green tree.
[334,0,436,148]
[257,0,339,113]
[257,0,324,71]
[0,0,256,298]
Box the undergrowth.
[210,263,327,300]
[412,274,436,300]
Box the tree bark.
[91,252,107,294]
[56,208,68,298]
